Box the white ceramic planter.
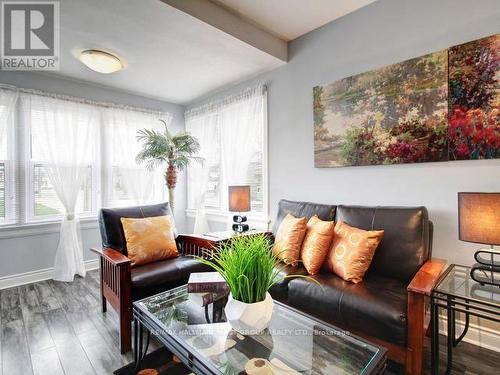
[224,292,274,335]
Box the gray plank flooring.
[0,269,498,375]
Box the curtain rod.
[0,83,172,118]
[185,83,267,119]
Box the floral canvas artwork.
[314,34,499,167]
[448,35,499,160]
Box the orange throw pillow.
[121,215,179,266]
[301,215,335,275]
[272,214,307,265]
[325,221,384,283]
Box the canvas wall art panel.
[448,35,499,160]
[314,33,499,168]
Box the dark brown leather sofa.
[269,200,446,375]
[91,202,212,353]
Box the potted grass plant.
[195,233,311,335]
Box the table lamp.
[229,185,251,233]
[458,192,500,287]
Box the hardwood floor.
[0,270,498,375]
[0,270,139,375]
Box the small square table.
[431,264,500,375]
[133,285,387,374]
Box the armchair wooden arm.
[90,246,131,266]
[406,258,447,375]
[407,258,448,296]
[91,246,132,353]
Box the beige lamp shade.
[228,186,251,212]
[458,192,500,245]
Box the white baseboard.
[439,315,500,353]
[0,259,99,289]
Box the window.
[186,85,267,216]
[0,88,169,227]
[248,151,263,212]
[0,164,5,219]
[31,164,93,219]
[103,108,166,207]
[24,97,100,222]
[0,91,17,224]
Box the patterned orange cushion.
[272,214,307,265]
[325,221,384,283]
[301,215,335,275]
[121,215,179,266]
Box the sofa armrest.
[407,258,447,296]
[176,234,220,258]
[90,247,131,266]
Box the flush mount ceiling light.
[79,49,124,74]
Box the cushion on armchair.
[98,202,173,255]
[121,215,179,266]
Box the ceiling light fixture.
[79,49,124,74]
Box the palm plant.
[136,119,203,212]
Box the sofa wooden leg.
[406,292,425,375]
[119,307,132,354]
[101,295,107,313]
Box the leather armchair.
[90,202,212,353]
[270,200,447,375]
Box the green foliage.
[136,119,203,171]
[35,203,61,216]
[341,126,379,166]
[195,234,312,304]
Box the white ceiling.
[50,0,284,104]
[212,0,376,41]
[45,0,375,104]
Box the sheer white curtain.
[103,108,168,206]
[186,85,266,231]
[186,111,218,233]
[219,89,265,210]
[0,89,19,223]
[0,90,18,152]
[21,94,99,281]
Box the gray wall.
[187,0,500,267]
[0,71,186,279]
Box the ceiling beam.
[160,0,288,62]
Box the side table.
[431,264,500,375]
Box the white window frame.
[0,159,15,225]
[21,101,101,224]
[186,91,270,229]
[0,87,168,232]
[25,161,100,223]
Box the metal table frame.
[132,285,387,375]
[431,264,500,375]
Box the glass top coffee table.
[133,285,387,374]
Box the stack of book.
[187,272,229,307]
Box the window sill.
[185,208,270,230]
[0,217,99,239]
